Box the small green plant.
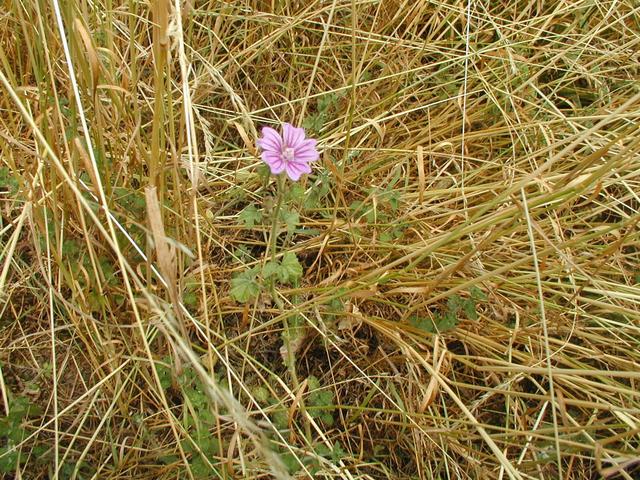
[0,396,44,473]
[303,170,332,211]
[278,440,346,476]
[302,92,343,134]
[410,287,487,333]
[0,167,19,197]
[306,376,336,426]
[155,360,224,478]
[229,265,261,303]
[239,203,263,228]
[349,170,405,241]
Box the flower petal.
[257,126,282,153]
[270,160,286,174]
[294,151,319,163]
[293,139,319,161]
[282,123,305,148]
[262,152,285,173]
[285,160,312,181]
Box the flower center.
[282,147,295,161]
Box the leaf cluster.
[230,252,303,303]
[410,287,487,334]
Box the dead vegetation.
[1,0,639,478]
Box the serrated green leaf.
[238,204,262,228]
[387,190,400,212]
[281,452,302,474]
[321,413,334,426]
[379,231,393,242]
[252,386,270,404]
[307,375,320,391]
[315,443,331,458]
[364,207,376,224]
[331,442,346,463]
[462,298,478,320]
[272,409,288,430]
[0,168,19,197]
[302,113,324,133]
[409,316,436,333]
[447,295,463,314]
[437,312,458,331]
[230,268,261,303]
[0,447,19,473]
[155,361,173,390]
[286,183,306,203]
[190,456,212,478]
[232,245,252,263]
[183,291,198,309]
[349,200,363,216]
[277,252,303,284]
[470,286,487,301]
[262,261,279,279]
[281,209,299,234]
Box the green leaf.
[239,204,262,228]
[0,447,19,473]
[286,183,306,203]
[387,190,400,212]
[262,261,279,279]
[470,286,487,301]
[349,200,364,215]
[302,113,324,133]
[315,443,331,458]
[230,267,261,303]
[379,231,393,242]
[190,456,212,478]
[155,360,173,390]
[183,291,198,309]
[331,442,346,463]
[198,436,220,456]
[462,298,478,320]
[277,252,303,284]
[257,163,271,183]
[437,312,458,331]
[281,209,299,234]
[409,316,436,333]
[232,245,252,263]
[320,413,334,426]
[281,452,302,474]
[0,168,19,197]
[61,239,81,258]
[272,409,288,430]
[447,295,463,315]
[307,375,320,391]
[252,386,270,404]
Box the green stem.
[268,174,286,264]
[266,174,311,442]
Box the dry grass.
[1,0,639,479]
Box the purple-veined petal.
[270,160,286,174]
[294,152,319,163]
[262,152,284,170]
[285,160,312,181]
[282,123,305,148]
[258,126,283,153]
[299,138,317,150]
[265,158,286,174]
[294,147,319,162]
[294,139,319,161]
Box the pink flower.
[256,123,319,181]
